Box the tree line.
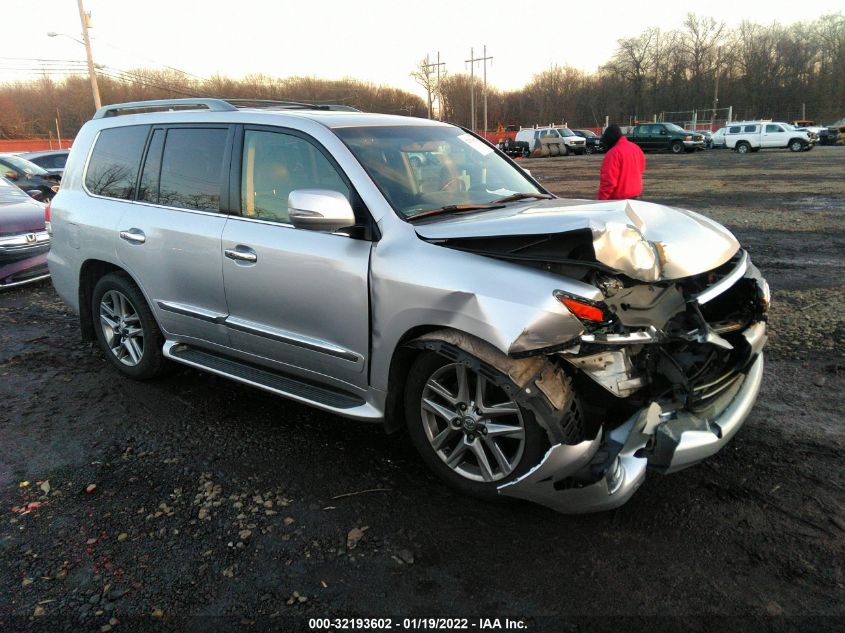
[432,12,845,129]
[1,11,843,140]
[0,72,427,140]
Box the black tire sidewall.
[404,350,550,501]
[91,273,166,380]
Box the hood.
[0,199,47,237]
[414,198,740,282]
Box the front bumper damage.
[497,251,769,514]
[498,349,764,513]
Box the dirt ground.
[1,146,844,633]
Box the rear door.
[113,124,233,346]
[220,126,372,389]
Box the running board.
[163,341,380,419]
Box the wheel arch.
[78,259,150,342]
[383,325,583,445]
[383,324,446,434]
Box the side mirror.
[26,190,44,201]
[288,189,356,233]
[5,171,18,180]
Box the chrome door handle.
[224,248,258,263]
[119,229,146,244]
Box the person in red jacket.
[597,124,646,200]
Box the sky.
[3,0,843,98]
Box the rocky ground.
[1,147,843,633]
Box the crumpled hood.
[414,198,740,281]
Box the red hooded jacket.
[597,136,646,200]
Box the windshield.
[335,125,543,219]
[664,123,686,133]
[1,154,49,177]
[577,130,597,137]
[556,128,575,137]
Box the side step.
[164,342,367,411]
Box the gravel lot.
[1,146,844,633]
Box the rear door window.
[85,125,149,200]
[157,128,228,211]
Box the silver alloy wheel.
[99,290,144,367]
[420,362,525,483]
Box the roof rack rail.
[92,98,237,119]
[224,98,319,110]
[225,99,361,112]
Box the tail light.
[45,199,52,234]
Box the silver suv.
[48,98,769,514]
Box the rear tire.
[91,272,167,380]
[736,142,751,154]
[404,351,552,501]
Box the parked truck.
[725,121,814,153]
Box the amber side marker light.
[558,296,606,322]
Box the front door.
[762,124,788,148]
[221,127,372,389]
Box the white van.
[512,126,586,157]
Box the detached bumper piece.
[499,351,765,514]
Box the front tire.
[670,141,684,154]
[789,139,805,152]
[92,272,167,380]
[404,351,552,500]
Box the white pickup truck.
[725,121,814,154]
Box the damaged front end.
[497,249,769,513]
[414,198,769,513]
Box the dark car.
[627,123,705,154]
[694,129,714,149]
[0,176,50,289]
[21,150,70,177]
[0,154,61,200]
[573,129,604,153]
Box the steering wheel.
[440,178,466,193]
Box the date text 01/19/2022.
[308,618,528,630]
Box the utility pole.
[466,46,493,132]
[711,47,721,129]
[77,0,101,110]
[422,53,445,120]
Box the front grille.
[689,365,744,408]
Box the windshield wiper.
[490,192,554,204]
[406,203,503,223]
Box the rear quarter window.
[729,126,741,134]
[85,125,149,200]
